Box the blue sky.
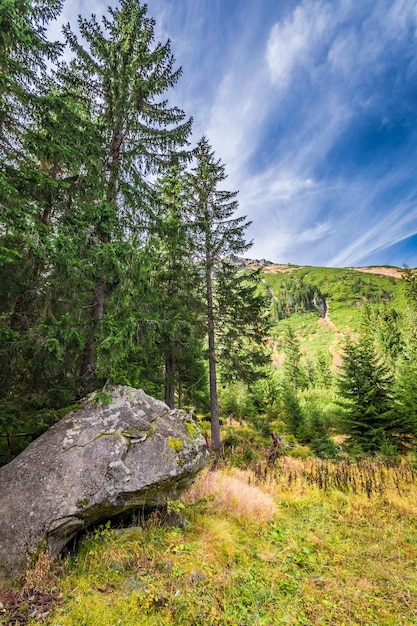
[48,0,417,268]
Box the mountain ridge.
[230,255,405,279]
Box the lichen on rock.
[0,386,209,584]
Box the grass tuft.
[183,467,277,523]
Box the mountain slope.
[246,260,408,370]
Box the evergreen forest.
[1,0,417,466]
[0,0,269,464]
[2,2,417,624]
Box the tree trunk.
[164,350,176,408]
[79,128,122,389]
[80,270,105,385]
[206,266,221,455]
[178,378,183,409]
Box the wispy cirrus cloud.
[238,0,417,265]
[49,0,417,267]
[266,0,338,90]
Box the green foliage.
[219,382,257,422]
[306,406,339,459]
[35,460,417,626]
[282,323,307,390]
[188,137,265,452]
[58,0,192,391]
[402,266,417,311]
[93,520,114,541]
[314,351,333,388]
[265,266,406,337]
[149,165,207,409]
[215,263,271,385]
[250,369,282,412]
[359,303,404,370]
[281,382,305,438]
[92,391,112,406]
[221,426,267,466]
[166,499,185,516]
[270,274,326,321]
[0,0,204,462]
[394,354,417,439]
[337,337,406,453]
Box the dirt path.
[318,313,345,369]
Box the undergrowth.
[15,456,417,626]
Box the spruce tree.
[393,289,417,441]
[282,324,305,389]
[281,381,305,438]
[0,0,63,161]
[0,79,104,461]
[150,165,205,408]
[393,268,417,436]
[394,355,417,441]
[60,0,192,390]
[374,307,403,371]
[308,406,338,458]
[402,266,417,309]
[189,136,253,455]
[315,351,333,388]
[337,337,400,453]
[215,262,271,384]
[0,1,74,460]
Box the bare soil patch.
[352,266,402,279]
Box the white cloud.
[204,70,271,182]
[265,0,338,89]
[329,192,417,267]
[46,0,417,267]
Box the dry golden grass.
[192,516,242,567]
[249,456,417,500]
[22,550,57,594]
[183,467,277,523]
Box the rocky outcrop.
[313,296,327,317]
[0,386,209,584]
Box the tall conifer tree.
[0,0,69,460]
[0,0,63,161]
[215,262,270,384]
[150,165,205,407]
[283,324,304,389]
[60,0,192,389]
[190,137,267,455]
[393,268,417,440]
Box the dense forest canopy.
[0,0,269,462]
[1,0,417,465]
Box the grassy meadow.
[13,452,417,626]
[3,264,416,625]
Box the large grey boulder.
[0,386,209,584]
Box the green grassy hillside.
[260,264,407,368]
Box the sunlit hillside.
[257,262,407,369]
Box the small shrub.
[378,438,400,459]
[183,468,277,524]
[289,445,312,460]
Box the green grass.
[265,265,408,369]
[23,457,417,626]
